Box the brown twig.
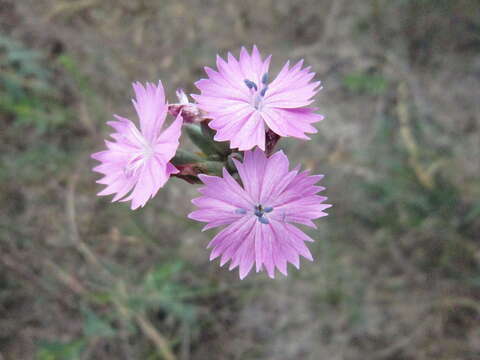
[370,314,432,360]
[62,173,177,360]
[46,0,99,20]
[397,82,436,190]
[135,314,176,360]
[44,259,88,295]
[438,296,480,314]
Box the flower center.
[234,204,273,224]
[244,73,269,110]
[254,204,273,224]
[124,145,154,178]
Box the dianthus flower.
[92,81,182,210]
[189,148,331,279]
[193,46,324,151]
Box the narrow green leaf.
[171,149,204,165]
[201,121,231,156]
[82,307,115,338]
[184,123,223,156]
[37,339,85,360]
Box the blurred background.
[1,0,480,359]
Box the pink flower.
[192,45,324,151]
[92,81,182,210]
[188,148,331,279]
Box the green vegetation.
[343,72,388,95]
[0,36,71,132]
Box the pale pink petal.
[232,148,267,202]
[193,46,325,151]
[197,172,253,209]
[132,81,167,142]
[92,81,180,209]
[189,149,330,279]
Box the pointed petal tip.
[239,271,248,280]
[96,189,107,196]
[209,252,220,261]
[130,202,141,211]
[219,256,228,267]
[202,222,220,231]
[190,93,200,101]
[216,54,227,65]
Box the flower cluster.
[92,46,331,279]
